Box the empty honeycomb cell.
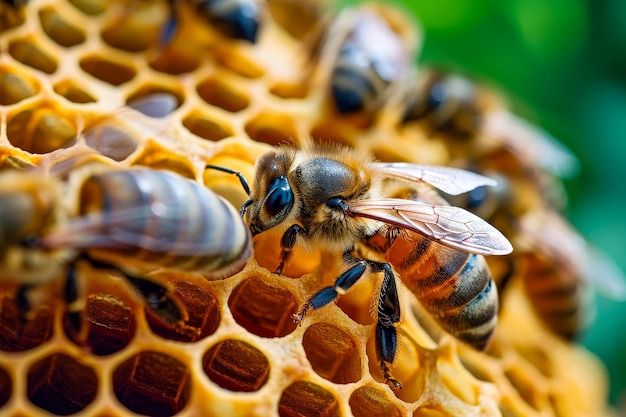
[100,7,161,52]
[79,55,137,86]
[0,295,54,352]
[244,111,298,146]
[0,365,11,408]
[413,406,450,417]
[302,323,362,384]
[133,152,197,179]
[0,71,38,105]
[113,351,191,417]
[269,81,310,99]
[83,123,139,161]
[183,111,234,141]
[8,39,58,74]
[278,380,341,417]
[68,0,107,15]
[349,385,403,417]
[214,48,265,79]
[196,76,250,113]
[149,49,201,75]
[53,80,97,104]
[310,122,356,149]
[27,352,98,415]
[39,8,87,47]
[6,108,77,154]
[203,339,270,392]
[504,368,542,411]
[81,294,135,356]
[147,281,220,342]
[228,277,298,338]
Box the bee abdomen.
[332,50,384,114]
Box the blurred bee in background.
[0,165,251,342]
[317,5,418,115]
[208,142,512,388]
[163,0,263,46]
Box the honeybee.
[401,67,579,178]
[0,166,251,340]
[163,0,263,45]
[209,143,512,388]
[319,6,416,115]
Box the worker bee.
[0,166,251,341]
[163,0,263,45]
[208,143,512,388]
[319,5,417,115]
[401,67,579,178]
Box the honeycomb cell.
[413,406,450,417]
[100,4,161,52]
[0,70,38,105]
[196,76,250,112]
[245,111,298,145]
[149,49,201,75]
[203,339,270,392]
[27,352,98,415]
[147,281,220,342]
[79,55,137,86]
[6,108,77,154]
[183,111,234,141]
[0,295,53,351]
[437,359,478,405]
[214,48,265,79]
[228,277,298,338]
[133,150,197,179]
[39,8,87,47]
[53,80,97,104]
[311,123,355,149]
[516,345,553,378]
[82,123,138,161]
[113,351,191,417]
[0,365,11,408]
[82,294,135,356]
[267,0,326,40]
[278,380,341,417]
[302,323,362,384]
[8,39,58,74]
[68,0,107,15]
[269,81,309,99]
[349,386,403,417]
[504,367,542,410]
[127,88,183,117]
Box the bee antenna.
[205,165,251,196]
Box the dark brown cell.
[147,281,220,342]
[27,353,98,415]
[302,323,361,384]
[228,277,298,338]
[149,49,201,75]
[203,339,270,392]
[182,112,234,141]
[113,351,191,417]
[196,77,250,112]
[53,80,97,104]
[278,381,340,417]
[349,386,402,417]
[79,294,135,356]
[0,365,12,408]
[0,295,53,352]
[79,55,137,86]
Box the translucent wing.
[373,163,497,195]
[349,198,513,255]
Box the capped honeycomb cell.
[203,339,270,392]
[81,294,135,356]
[0,295,53,352]
[349,385,403,417]
[279,380,341,417]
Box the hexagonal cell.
[83,122,139,161]
[79,55,137,86]
[196,77,250,113]
[8,39,58,74]
[27,352,98,415]
[53,80,97,104]
[203,339,270,392]
[214,48,265,79]
[113,351,191,417]
[269,81,309,99]
[100,4,161,52]
[504,367,542,411]
[302,323,362,384]
[437,359,478,406]
[147,281,220,342]
[228,277,298,338]
[126,87,183,117]
[266,0,326,40]
[244,111,298,146]
[278,381,340,417]
[68,0,107,15]
[0,365,11,408]
[132,149,197,180]
[6,107,77,154]
[310,122,355,149]
[413,406,450,417]
[39,8,87,47]
[0,294,54,352]
[0,69,39,105]
[182,111,234,141]
[81,294,135,356]
[149,49,201,75]
[349,386,403,417]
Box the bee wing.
[483,110,580,178]
[373,162,497,195]
[349,198,513,255]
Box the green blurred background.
[341,0,626,406]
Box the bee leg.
[64,262,87,342]
[293,259,367,323]
[160,0,179,46]
[373,262,402,389]
[275,224,306,275]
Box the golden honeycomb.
[0,0,616,416]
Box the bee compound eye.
[263,175,293,219]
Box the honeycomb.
[0,0,616,416]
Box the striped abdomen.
[368,229,498,350]
[57,169,251,279]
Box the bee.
[401,67,579,178]
[208,143,512,388]
[163,0,262,45]
[0,166,252,340]
[320,6,416,115]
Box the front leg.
[275,224,306,275]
